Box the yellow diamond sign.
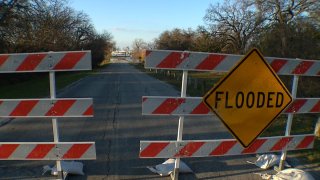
[203,48,293,147]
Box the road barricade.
[140,49,318,179]
[0,51,96,178]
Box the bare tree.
[154,28,195,50]
[0,0,115,66]
[131,38,147,61]
[193,26,224,52]
[253,0,319,56]
[204,0,265,54]
[0,0,21,22]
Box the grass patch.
[0,71,91,99]
[56,71,92,91]
[0,60,109,99]
[133,62,320,164]
[133,63,222,96]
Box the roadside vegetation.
[0,1,115,67]
[0,0,115,87]
[132,0,319,63]
[0,0,111,112]
[0,71,92,98]
[0,61,109,99]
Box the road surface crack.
[105,76,121,178]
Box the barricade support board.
[145,50,320,76]
[0,98,93,117]
[0,142,96,160]
[142,96,320,115]
[0,51,91,73]
[140,135,315,158]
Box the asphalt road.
[0,62,317,179]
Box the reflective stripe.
[145,50,320,76]
[0,142,96,160]
[0,51,91,73]
[143,96,320,115]
[140,135,315,158]
[0,98,93,117]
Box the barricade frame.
[0,50,95,179]
[141,49,319,179]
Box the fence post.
[172,70,188,180]
[278,75,299,170]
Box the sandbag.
[273,168,314,180]
[248,154,290,169]
[147,158,193,176]
[42,161,84,179]
[51,161,84,176]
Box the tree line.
[0,0,115,67]
[1,0,319,63]
[133,0,319,60]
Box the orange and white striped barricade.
[0,142,96,160]
[0,98,93,117]
[145,50,320,76]
[141,49,319,179]
[0,51,91,73]
[140,135,315,158]
[142,96,320,116]
[0,51,95,179]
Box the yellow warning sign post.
[203,48,293,147]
